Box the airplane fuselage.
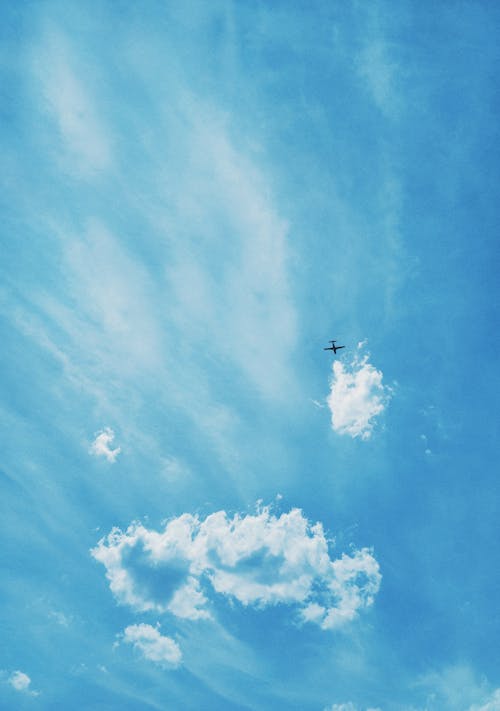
[323,342,345,354]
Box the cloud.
[33,29,112,175]
[357,39,399,116]
[9,671,31,691]
[420,434,432,456]
[352,3,401,119]
[416,664,496,710]
[327,350,391,440]
[325,705,381,711]
[163,107,298,401]
[89,427,121,463]
[122,624,182,668]
[49,610,71,627]
[469,690,500,711]
[92,505,381,630]
[14,99,297,468]
[311,399,325,409]
[8,670,38,695]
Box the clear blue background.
[1,1,499,708]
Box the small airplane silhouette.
[324,340,345,354]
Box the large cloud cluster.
[92,506,380,631]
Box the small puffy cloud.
[122,624,182,668]
[8,670,38,695]
[420,434,432,456]
[327,350,391,440]
[9,671,31,691]
[325,705,381,711]
[92,505,381,631]
[89,427,121,462]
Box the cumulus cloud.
[327,349,391,440]
[89,427,121,462]
[92,506,381,630]
[9,671,31,691]
[8,671,38,695]
[122,624,182,668]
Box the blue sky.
[1,1,499,709]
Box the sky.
[1,1,499,709]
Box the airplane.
[324,340,345,354]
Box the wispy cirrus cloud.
[351,2,402,119]
[90,427,120,463]
[327,347,391,440]
[92,505,380,631]
[7,96,299,474]
[122,624,182,669]
[32,28,112,175]
[416,664,500,711]
[164,108,298,401]
[356,38,399,117]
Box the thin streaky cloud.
[32,28,112,175]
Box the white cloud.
[33,29,112,175]
[9,671,31,691]
[49,610,71,627]
[324,705,381,711]
[7,96,298,474]
[327,350,391,440]
[92,505,381,630]
[352,3,401,119]
[90,427,121,463]
[420,434,432,456]
[470,689,500,711]
[357,39,398,115]
[311,399,325,409]
[8,670,38,696]
[417,664,495,710]
[164,109,298,401]
[161,456,191,483]
[122,624,182,668]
